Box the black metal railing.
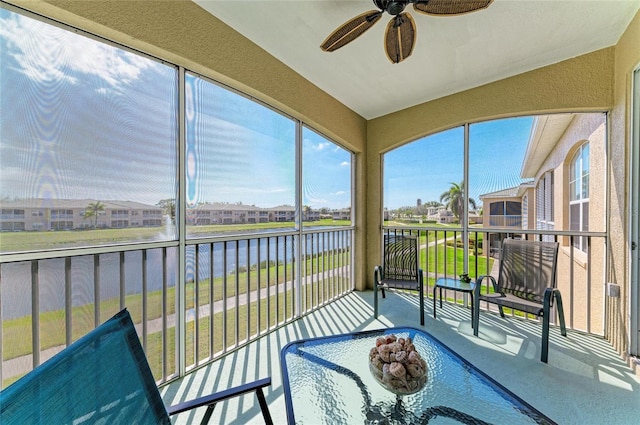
[383,226,607,335]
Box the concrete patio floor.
[162,290,640,424]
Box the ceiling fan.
[320,0,493,64]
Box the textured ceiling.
[194,0,640,119]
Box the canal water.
[1,233,346,319]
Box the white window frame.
[536,171,554,232]
[570,143,590,252]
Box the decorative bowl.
[368,334,428,395]
[369,362,427,395]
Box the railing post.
[94,254,100,327]
[142,250,148,350]
[162,247,169,380]
[65,257,72,346]
[31,260,39,369]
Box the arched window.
[570,143,589,252]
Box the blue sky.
[0,8,351,210]
[1,8,177,206]
[384,117,533,209]
[1,7,531,212]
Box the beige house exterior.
[525,113,607,334]
[4,1,640,365]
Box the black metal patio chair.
[472,238,567,363]
[374,234,424,325]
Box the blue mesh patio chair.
[0,309,273,424]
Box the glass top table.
[433,278,475,323]
[281,327,555,424]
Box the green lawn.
[424,245,492,281]
[2,275,346,387]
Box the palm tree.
[84,201,105,229]
[439,182,477,220]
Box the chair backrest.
[497,239,559,304]
[0,309,170,425]
[383,234,420,281]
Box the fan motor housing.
[374,0,408,16]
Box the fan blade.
[321,10,383,52]
[413,0,493,16]
[384,12,416,64]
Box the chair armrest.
[475,274,498,294]
[543,287,560,308]
[374,265,383,283]
[167,377,272,416]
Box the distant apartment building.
[0,199,163,231]
[187,203,270,225]
[185,203,320,224]
[332,208,351,221]
[269,205,295,222]
[187,203,328,226]
[423,206,480,224]
[1,200,330,231]
[431,208,455,224]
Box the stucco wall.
[532,114,606,232]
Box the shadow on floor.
[163,290,640,425]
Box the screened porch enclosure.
[1,3,637,423]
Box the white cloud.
[1,12,153,88]
[306,196,328,205]
[340,161,349,167]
